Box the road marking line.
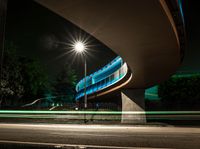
[0,140,173,149]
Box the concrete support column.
[121,89,146,124]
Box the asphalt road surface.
[0,123,200,149]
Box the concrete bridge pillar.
[121,89,146,124]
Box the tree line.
[158,74,200,110]
[0,42,77,108]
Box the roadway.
[0,123,200,149]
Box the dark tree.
[158,75,200,110]
[0,42,24,106]
[19,57,50,101]
[0,42,51,107]
[53,64,77,104]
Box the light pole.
[73,41,87,121]
[83,57,87,123]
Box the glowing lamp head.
[74,41,85,53]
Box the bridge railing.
[75,57,128,100]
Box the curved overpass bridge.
[35,0,185,123]
[75,56,131,100]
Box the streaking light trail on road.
[0,110,200,115]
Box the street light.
[74,41,85,53]
[73,41,87,114]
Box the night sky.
[5,0,200,80]
[179,0,200,72]
[5,0,116,80]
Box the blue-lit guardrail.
[75,56,128,100]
